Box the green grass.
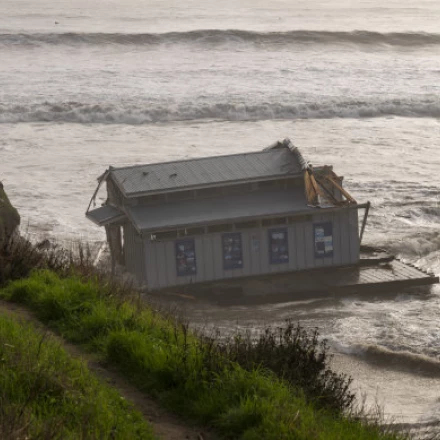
[0,270,407,440]
[0,312,155,439]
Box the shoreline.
[144,288,440,429]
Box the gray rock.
[0,182,20,246]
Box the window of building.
[177,227,206,237]
[155,230,178,240]
[314,222,334,258]
[207,223,233,233]
[262,217,287,227]
[222,233,243,270]
[269,228,289,264]
[235,220,259,230]
[287,215,312,224]
[184,226,206,236]
[175,239,197,276]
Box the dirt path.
[0,300,219,440]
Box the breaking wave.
[3,30,440,48]
[2,98,440,124]
[385,229,440,268]
[338,343,440,377]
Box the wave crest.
[1,98,440,124]
[3,30,440,47]
[339,343,440,377]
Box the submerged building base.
[150,253,439,305]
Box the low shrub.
[210,322,354,412]
[0,236,93,287]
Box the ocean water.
[0,0,439,429]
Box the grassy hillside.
[0,311,154,439]
[0,269,407,440]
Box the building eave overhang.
[136,202,368,235]
[86,205,127,227]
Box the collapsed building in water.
[86,138,437,300]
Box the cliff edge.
[0,182,20,245]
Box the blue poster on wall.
[175,239,197,276]
[269,228,289,264]
[222,232,243,270]
[314,222,334,258]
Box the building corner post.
[359,201,371,244]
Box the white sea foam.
[332,342,440,377]
[1,97,440,124]
[3,30,440,48]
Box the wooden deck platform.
[157,255,439,305]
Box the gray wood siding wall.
[123,223,146,284]
[144,209,360,290]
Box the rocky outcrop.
[0,182,20,246]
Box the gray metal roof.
[86,205,125,226]
[126,188,317,232]
[110,147,303,198]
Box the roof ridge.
[109,147,289,172]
